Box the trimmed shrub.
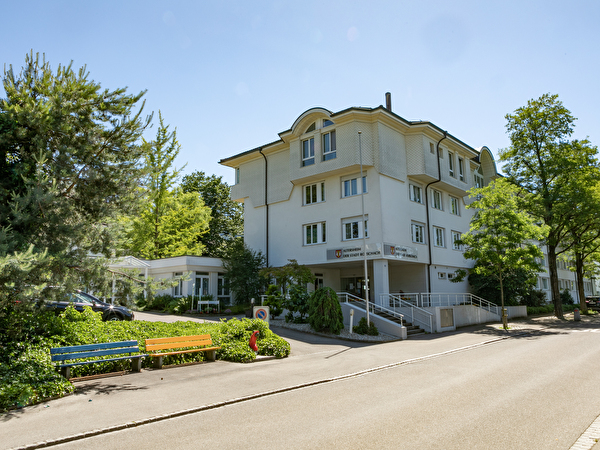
[353,317,379,336]
[308,287,344,335]
[264,285,284,318]
[283,284,310,323]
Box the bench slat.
[146,340,213,352]
[148,346,221,358]
[50,340,139,355]
[145,334,211,345]
[51,346,140,362]
[57,354,142,368]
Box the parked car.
[585,296,600,310]
[44,290,135,321]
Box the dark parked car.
[586,296,600,310]
[44,290,135,321]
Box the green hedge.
[526,304,577,316]
[0,306,290,412]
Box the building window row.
[303,175,368,206]
[301,120,337,167]
[303,216,368,245]
[409,184,460,216]
[411,224,462,251]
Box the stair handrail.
[337,292,404,326]
[382,293,433,332]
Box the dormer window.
[322,130,336,161]
[474,168,484,188]
[305,122,316,133]
[323,119,334,127]
[302,137,315,166]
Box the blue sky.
[2,0,599,185]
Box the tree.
[500,93,600,318]
[260,259,315,295]
[181,171,243,258]
[222,240,266,304]
[126,189,210,259]
[456,178,546,328]
[123,116,211,259]
[308,287,344,335]
[0,52,150,310]
[458,262,538,307]
[561,180,600,313]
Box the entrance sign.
[384,243,418,260]
[326,243,382,261]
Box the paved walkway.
[1,312,597,450]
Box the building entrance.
[340,277,367,299]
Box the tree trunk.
[547,245,564,319]
[499,272,507,329]
[575,252,587,314]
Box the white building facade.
[220,99,507,307]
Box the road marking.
[570,414,600,450]
[9,334,513,450]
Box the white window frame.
[458,157,465,182]
[430,142,435,154]
[303,182,325,205]
[304,222,327,245]
[450,196,460,215]
[173,272,184,297]
[448,152,455,177]
[342,216,368,241]
[217,274,230,304]
[302,137,315,167]
[432,189,443,210]
[322,130,336,161]
[194,272,210,297]
[411,222,425,244]
[409,183,423,204]
[451,231,462,250]
[541,277,549,290]
[342,175,367,198]
[474,168,484,188]
[434,226,445,247]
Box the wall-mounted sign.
[326,243,382,261]
[384,244,418,260]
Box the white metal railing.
[419,293,501,316]
[337,292,404,327]
[382,293,433,332]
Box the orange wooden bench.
[144,334,221,369]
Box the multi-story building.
[219,94,500,309]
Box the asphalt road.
[3,314,600,450]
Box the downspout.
[259,149,269,267]
[425,131,447,295]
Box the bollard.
[574,308,581,321]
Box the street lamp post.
[358,131,369,326]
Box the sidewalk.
[1,312,597,450]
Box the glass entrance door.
[341,277,367,299]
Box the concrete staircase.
[347,299,426,337]
[375,309,425,337]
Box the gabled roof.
[219,103,486,166]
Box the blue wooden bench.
[50,340,146,380]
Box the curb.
[9,332,518,450]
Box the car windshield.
[67,292,95,304]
